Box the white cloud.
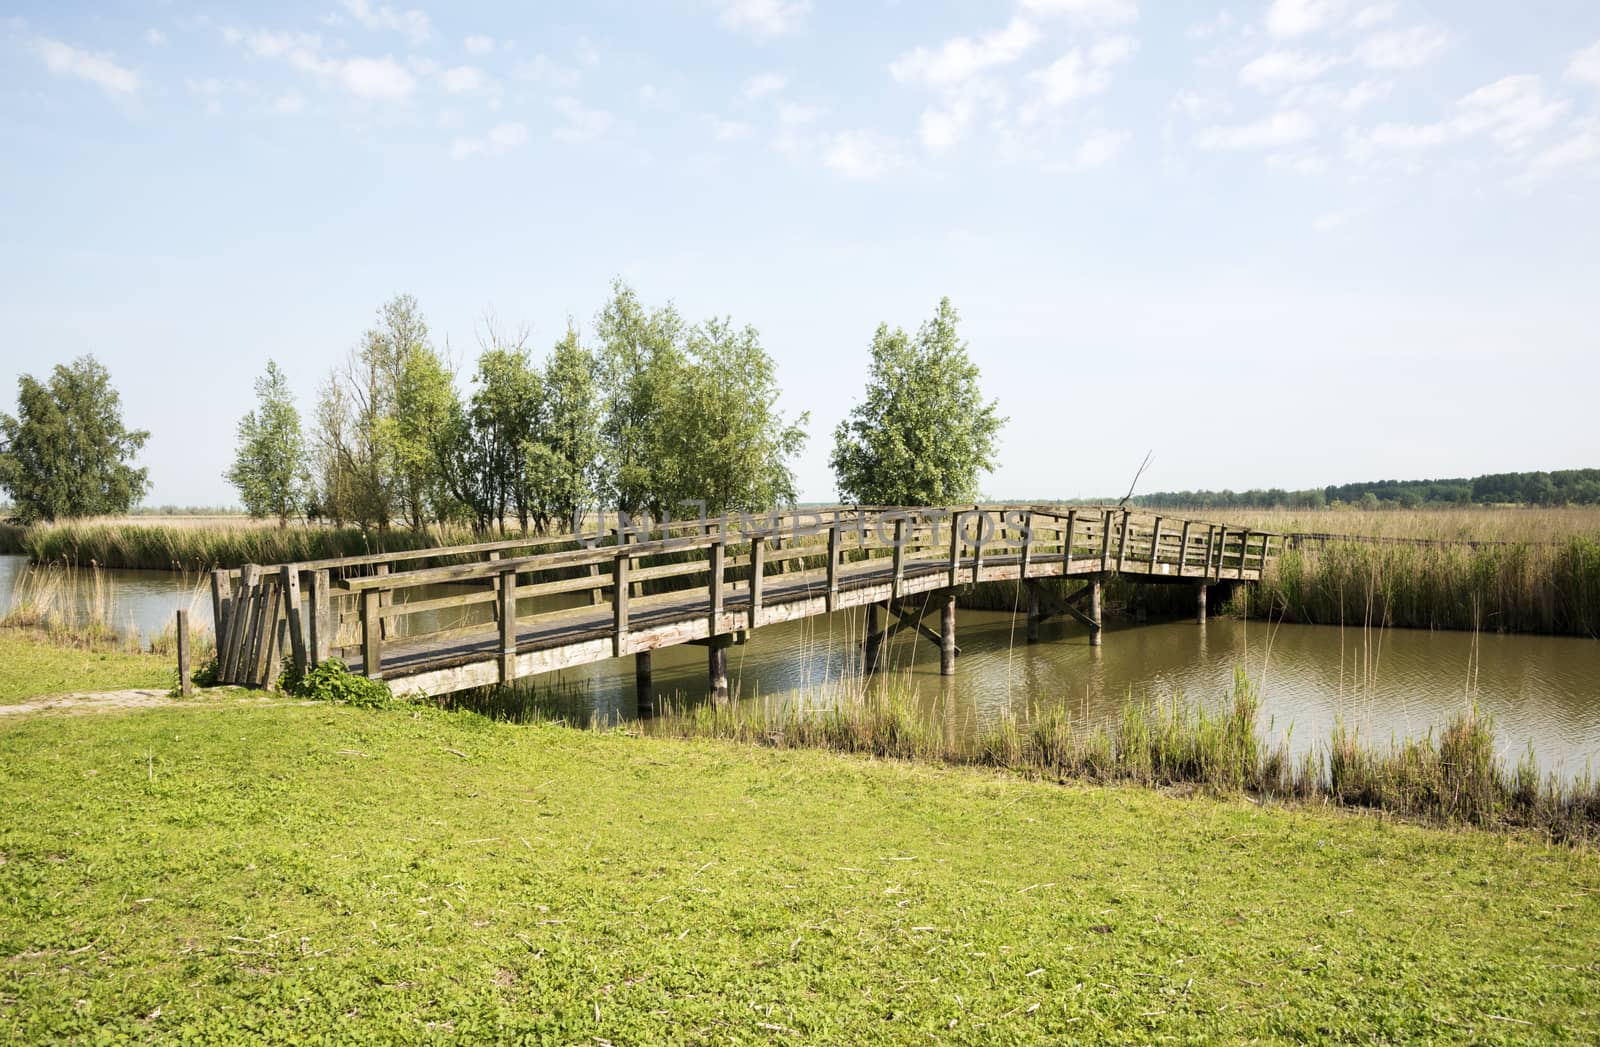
[338,0,430,44]
[552,97,612,142]
[890,17,1040,87]
[1351,3,1395,30]
[1196,110,1315,149]
[1239,50,1340,88]
[1018,0,1138,23]
[822,130,900,179]
[1356,26,1450,70]
[1265,0,1341,39]
[273,92,306,114]
[1570,40,1600,86]
[709,117,751,141]
[919,99,973,149]
[743,72,786,99]
[32,37,139,96]
[1364,121,1450,147]
[1522,121,1600,179]
[464,35,496,56]
[1455,75,1567,150]
[1312,208,1359,232]
[1341,79,1391,109]
[1026,35,1137,110]
[1075,129,1129,167]
[717,0,812,39]
[515,54,582,89]
[777,101,821,124]
[145,28,165,46]
[441,65,486,93]
[451,121,529,159]
[343,56,415,99]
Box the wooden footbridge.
[207,506,1281,702]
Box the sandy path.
[0,689,177,717]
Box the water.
[4,554,1598,778]
[0,554,211,642]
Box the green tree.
[664,317,809,515]
[225,360,308,526]
[830,298,1004,506]
[386,336,457,530]
[438,337,543,534]
[0,356,149,523]
[527,327,602,531]
[595,281,687,517]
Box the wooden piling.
[176,609,192,698]
[940,592,957,676]
[635,651,653,712]
[709,642,729,704]
[1089,575,1104,647]
[1025,582,1040,643]
[1196,581,1209,624]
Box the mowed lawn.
[1,703,1597,1044]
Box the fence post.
[499,567,517,683]
[613,551,630,657]
[360,588,383,680]
[176,609,192,698]
[750,536,766,624]
[308,569,331,664]
[826,524,840,612]
[709,538,725,632]
[281,565,307,677]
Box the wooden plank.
[1020,511,1035,578]
[176,609,191,698]
[361,589,383,680]
[240,578,267,687]
[1116,511,1130,573]
[220,563,257,684]
[891,518,905,598]
[1237,529,1251,580]
[1063,509,1077,575]
[281,565,307,676]
[826,525,840,611]
[1148,516,1162,571]
[948,514,962,588]
[209,569,229,645]
[750,536,766,625]
[310,569,331,664]
[1099,510,1113,572]
[972,511,986,584]
[709,540,725,631]
[487,549,502,623]
[1213,527,1227,581]
[1179,521,1192,572]
[613,552,630,657]
[499,567,517,683]
[253,579,282,688]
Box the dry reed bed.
[1,560,215,659]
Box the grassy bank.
[0,629,176,703]
[3,701,1598,1042]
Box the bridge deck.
[206,506,1280,697]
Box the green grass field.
[2,701,1597,1043]
[0,630,174,704]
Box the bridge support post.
[865,602,886,673]
[635,651,653,714]
[1089,575,1104,648]
[1196,581,1209,624]
[1025,583,1040,644]
[708,639,730,704]
[940,592,957,676]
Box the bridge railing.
[206,506,1280,687]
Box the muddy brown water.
[4,555,1598,779]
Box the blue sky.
[3,0,1599,507]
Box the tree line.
[1132,470,1600,510]
[0,284,1005,529]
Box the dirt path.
[0,689,177,717]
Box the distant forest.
[1122,470,1600,510]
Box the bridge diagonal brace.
[886,598,962,656]
[1027,579,1098,630]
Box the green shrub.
[280,659,393,709]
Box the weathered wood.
[865,602,884,673]
[826,525,840,611]
[891,518,906,598]
[1148,516,1162,571]
[176,609,192,698]
[309,569,331,664]
[1089,575,1104,647]
[488,549,503,623]
[709,539,726,632]
[240,580,267,687]
[1196,580,1209,624]
[498,567,517,683]
[210,569,229,645]
[1020,511,1035,578]
[1025,581,1040,643]
[221,564,257,684]
[948,512,962,588]
[1116,511,1131,573]
[635,651,653,711]
[613,552,630,657]
[361,588,383,680]
[254,579,283,687]
[1178,521,1192,572]
[281,564,307,676]
[1100,510,1113,571]
[1237,529,1252,580]
[1214,526,1228,580]
[750,536,766,625]
[708,641,729,704]
[940,592,957,676]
